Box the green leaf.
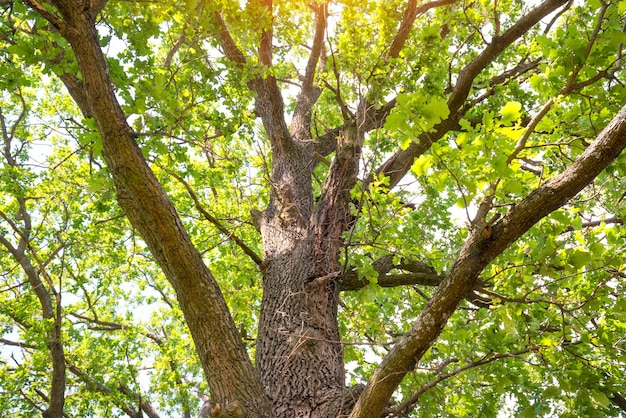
[504,179,524,194]
[411,154,432,177]
[542,386,560,398]
[500,101,522,124]
[421,96,449,130]
[589,389,611,408]
[568,249,591,269]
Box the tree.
[1,0,625,416]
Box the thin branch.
[67,363,161,418]
[0,338,36,349]
[165,170,263,266]
[163,25,187,68]
[22,0,65,32]
[507,62,618,165]
[558,216,624,234]
[507,98,554,164]
[68,312,124,331]
[0,229,67,418]
[393,347,540,416]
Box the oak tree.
[1,0,626,416]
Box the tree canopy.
[1,0,626,417]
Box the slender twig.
[165,170,263,266]
[393,348,540,415]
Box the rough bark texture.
[254,109,362,417]
[33,1,273,416]
[23,0,626,416]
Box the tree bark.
[28,2,273,416]
[253,120,363,416]
[23,1,625,417]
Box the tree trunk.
[256,240,345,417]
[254,117,363,416]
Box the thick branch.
[611,392,626,412]
[258,0,272,67]
[340,269,444,291]
[290,2,327,142]
[312,123,364,275]
[22,0,65,31]
[377,0,569,189]
[32,2,273,416]
[387,0,458,61]
[213,11,247,65]
[340,255,444,291]
[449,0,566,112]
[340,255,489,307]
[215,0,291,153]
[348,105,626,417]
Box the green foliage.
[1,0,625,416]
